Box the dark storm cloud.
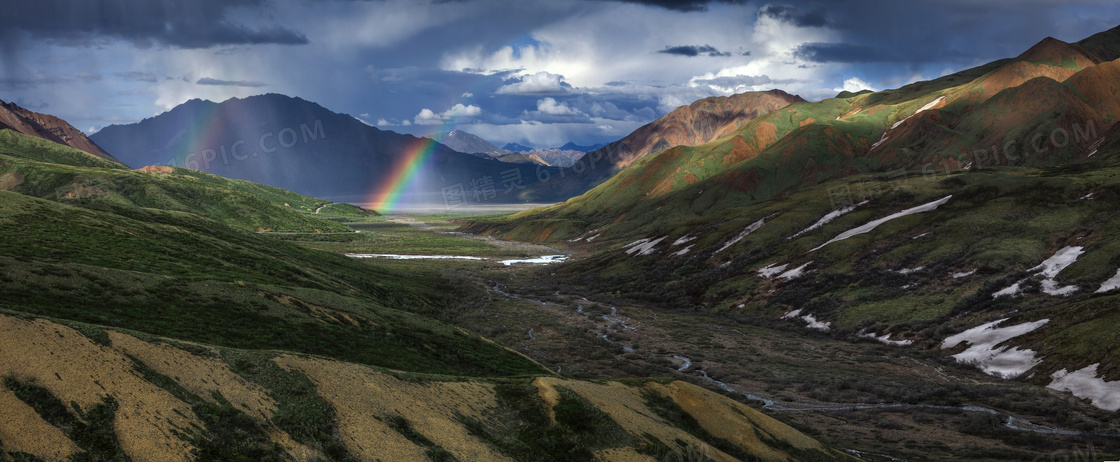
[795,41,972,64]
[0,76,63,90]
[794,43,886,63]
[611,0,749,12]
[0,0,308,49]
[0,73,101,90]
[777,0,1118,66]
[196,77,267,87]
[114,71,158,83]
[758,4,829,27]
[657,45,731,57]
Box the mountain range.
[428,130,592,168]
[90,95,557,206]
[86,89,801,206]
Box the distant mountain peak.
[424,129,508,158]
[554,142,606,153]
[503,142,534,152]
[90,94,549,202]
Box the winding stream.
[688,363,1086,436]
[485,274,1112,439]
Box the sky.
[1,0,1119,149]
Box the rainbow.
[367,135,443,212]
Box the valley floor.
[353,214,1120,461]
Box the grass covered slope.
[0,314,851,461]
[0,118,537,378]
[472,160,1120,401]
[475,35,1120,240]
[0,129,126,170]
[0,128,371,233]
[0,190,543,377]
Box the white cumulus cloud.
[496,71,570,95]
[536,97,580,116]
[834,77,876,93]
[413,103,482,125]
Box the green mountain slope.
[0,190,542,377]
[463,27,1120,408]
[1,128,370,233]
[480,35,1118,236]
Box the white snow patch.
[1081,192,1094,200]
[912,232,930,240]
[953,269,977,279]
[1031,246,1084,279]
[870,134,890,151]
[780,308,829,330]
[862,332,913,346]
[941,318,1049,378]
[347,254,484,261]
[810,196,952,252]
[571,227,605,242]
[672,234,696,246]
[1040,279,1080,296]
[889,95,945,130]
[1085,137,1105,159]
[801,314,831,331]
[757,263,789,278]
[1047,364,1120,411]
[673,245,693,256]
[896,266,925,275]
[777,262,813,281]
[1096,268,1120,293]
[788,201,868,240]
[998,246,1084,297]
[623,238,650,249]
[915,95,946,114]
[501,255,569,265]
[625,236,667,256]
[993,280,1026,299]
[715,218,766,254]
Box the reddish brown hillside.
[1065,57,1120,121]
[950,37,1096,106]
[601,89,805,167]
[874,38,1119,166]
[1017,36,1100,68]
[0,100,122,164]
